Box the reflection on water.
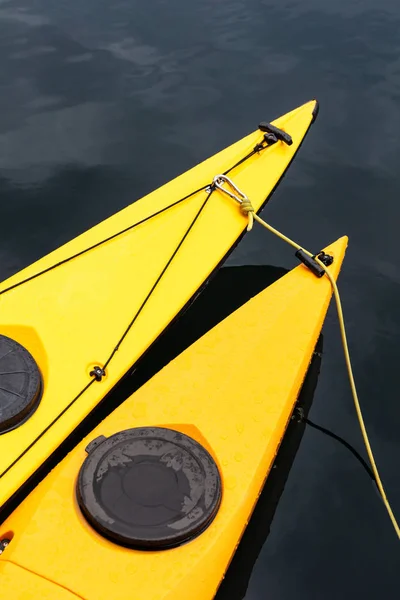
[0,0,399,598]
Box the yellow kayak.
[0,100,318,511]
[0,235,347,600]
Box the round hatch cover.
[77,427,222,550]
[0,335,42,434]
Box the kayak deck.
[0,236,348,600]
[0,562,80,599]
[0,100,318,510]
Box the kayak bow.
[0,100,317,510]
[0,235,347,599]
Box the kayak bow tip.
[311,98,320,122]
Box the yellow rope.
[241,199,400,539]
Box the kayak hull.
[0,100,318,510]
[0,236,348,600]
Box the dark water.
[0,0,399,597]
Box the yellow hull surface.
[0,236,348,600]
[0,100,317,510]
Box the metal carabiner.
[211,174,255,231]
[211,174,249,205]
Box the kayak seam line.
[1,558,85,599]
